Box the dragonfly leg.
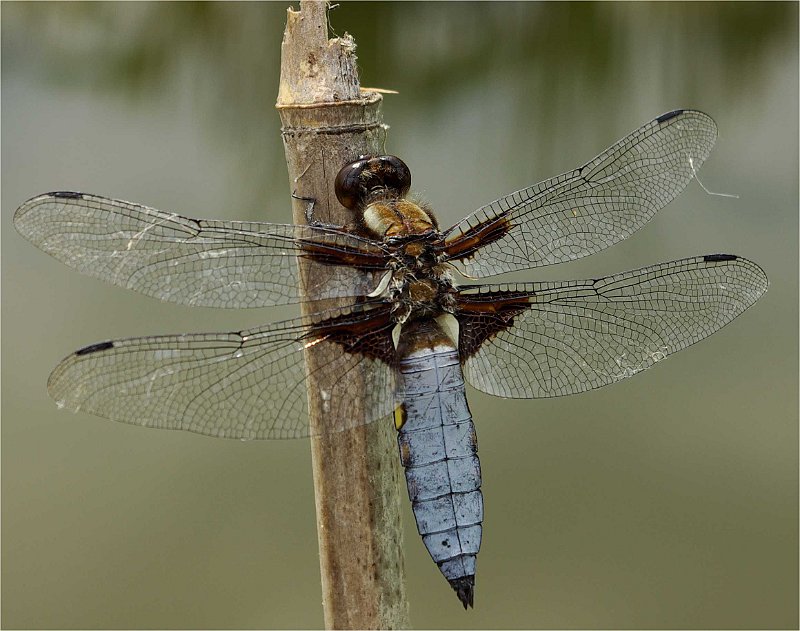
[291,191,345,229]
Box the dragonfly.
[14,109,768,609]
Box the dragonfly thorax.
[362,198,438,239]
[387,266,456,324]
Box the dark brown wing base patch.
[455,289,533,360]
[439,213,513,262]
[304,304,397,366]
[299,239,388,269]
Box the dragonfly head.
[335,154,411,211]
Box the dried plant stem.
[276,2,410,628]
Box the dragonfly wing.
[47,303,398,439]
[14,192,388,308]
[455,255,767,398]
[442,110,718,276]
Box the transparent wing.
[47,304,398,439]
[442,110,718,276]
[457,255,768,398]
[14,192,389,308]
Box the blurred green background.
[2,2,797,629]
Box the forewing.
[47,304,398,439]
[14,192,388,308]
[456,255,767,398]
[442,110,718,276]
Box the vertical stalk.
[276,2,410,628]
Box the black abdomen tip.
[449,575,475,609]
[656,109,684,123]
[75,341,114,356]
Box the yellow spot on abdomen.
[394,404,407,431]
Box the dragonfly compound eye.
[335,155,411,211]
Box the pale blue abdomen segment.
[396,343,483,600]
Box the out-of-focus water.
[2,3,797,629]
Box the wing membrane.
[14,192,388,308]
[48,304,397,439]
[443,110,718,276]
[457,255,768,398]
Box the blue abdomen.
[396,328,483,608]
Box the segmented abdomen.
[396,339,483,607]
